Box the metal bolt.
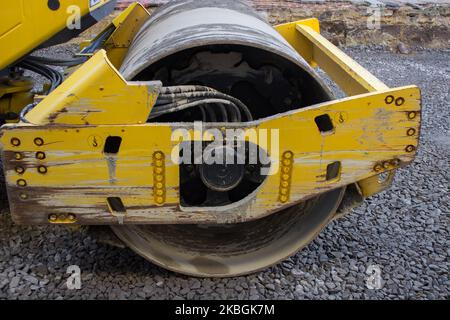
[156,197,164,204]
[154,152,164,160]
[49,214,58,222]
[17,179,27,187]
[385,95,394,105]
[280,195,288,203]
[406,145,416,153]
[38,166,48,174]
[11,138,21,147]
[408,112,417,120]
[374,164,383,172]
[15,166,25,174]
[395,97,405,106]
[15,153,23,160]
[36,152,46,160]
[407,128,416,136]
[68,214,77,222]
[34,137,44,146]
[284,152,293,159]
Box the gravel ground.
[0,46,449,300]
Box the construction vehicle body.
[0,0,421,277]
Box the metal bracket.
[276,19,422,199]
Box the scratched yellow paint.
[0,0,115,71]
[275,19,388,95]
[0,16,422,225]
[24,50,161,126]
[0,86,421,224]
[103,3,151,69]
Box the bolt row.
[374,159,401,173]
[48,213,77,224]
[279,151,294,204]
[13,139,47,201]
[10,137,44,147]
[153,151,166,205]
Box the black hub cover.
[199,146,245,192]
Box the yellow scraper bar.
[276,19,389,96]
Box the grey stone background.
[0,0,448,300]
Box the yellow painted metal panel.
[0,86,421,225]
[24,50,161,125]
[295,24,389,95]
[275,18,320,67]
[103,3,151,68]
[0,0,115,70]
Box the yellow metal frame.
[0,0,116,71]
[24,50,161,126]
[0,16,421,225]
[276,19,422,197]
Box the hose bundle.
[151,86,253,122]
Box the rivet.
[15,153,23,160]
[280,188,289,196]
[19,193,28,200]
[284,152,293,159]
[154,167,163,175]
[408,112,417,120]
[34,138,44,146]
[17,179,27,187]
[280,195,289,203]
[155,190,164,197]
[36,152,46,160]
[11,138,21,147]
[395,97,405,106]
[385,95,395,105]
[49,214,58,222]
[38,166,48,174]
[68,214,77,222]
[283,159,292,166]
[406,145,416,153]
[281,181,289,188]
[155,175,164,182]
[15,166,25,174]
[407,128,416,136]
[283,167,291,174]
[154,152,164,160]
[374,164,383,172]
[282,174,290,181]
[156,197,164,204]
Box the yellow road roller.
[0,0,421,277]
